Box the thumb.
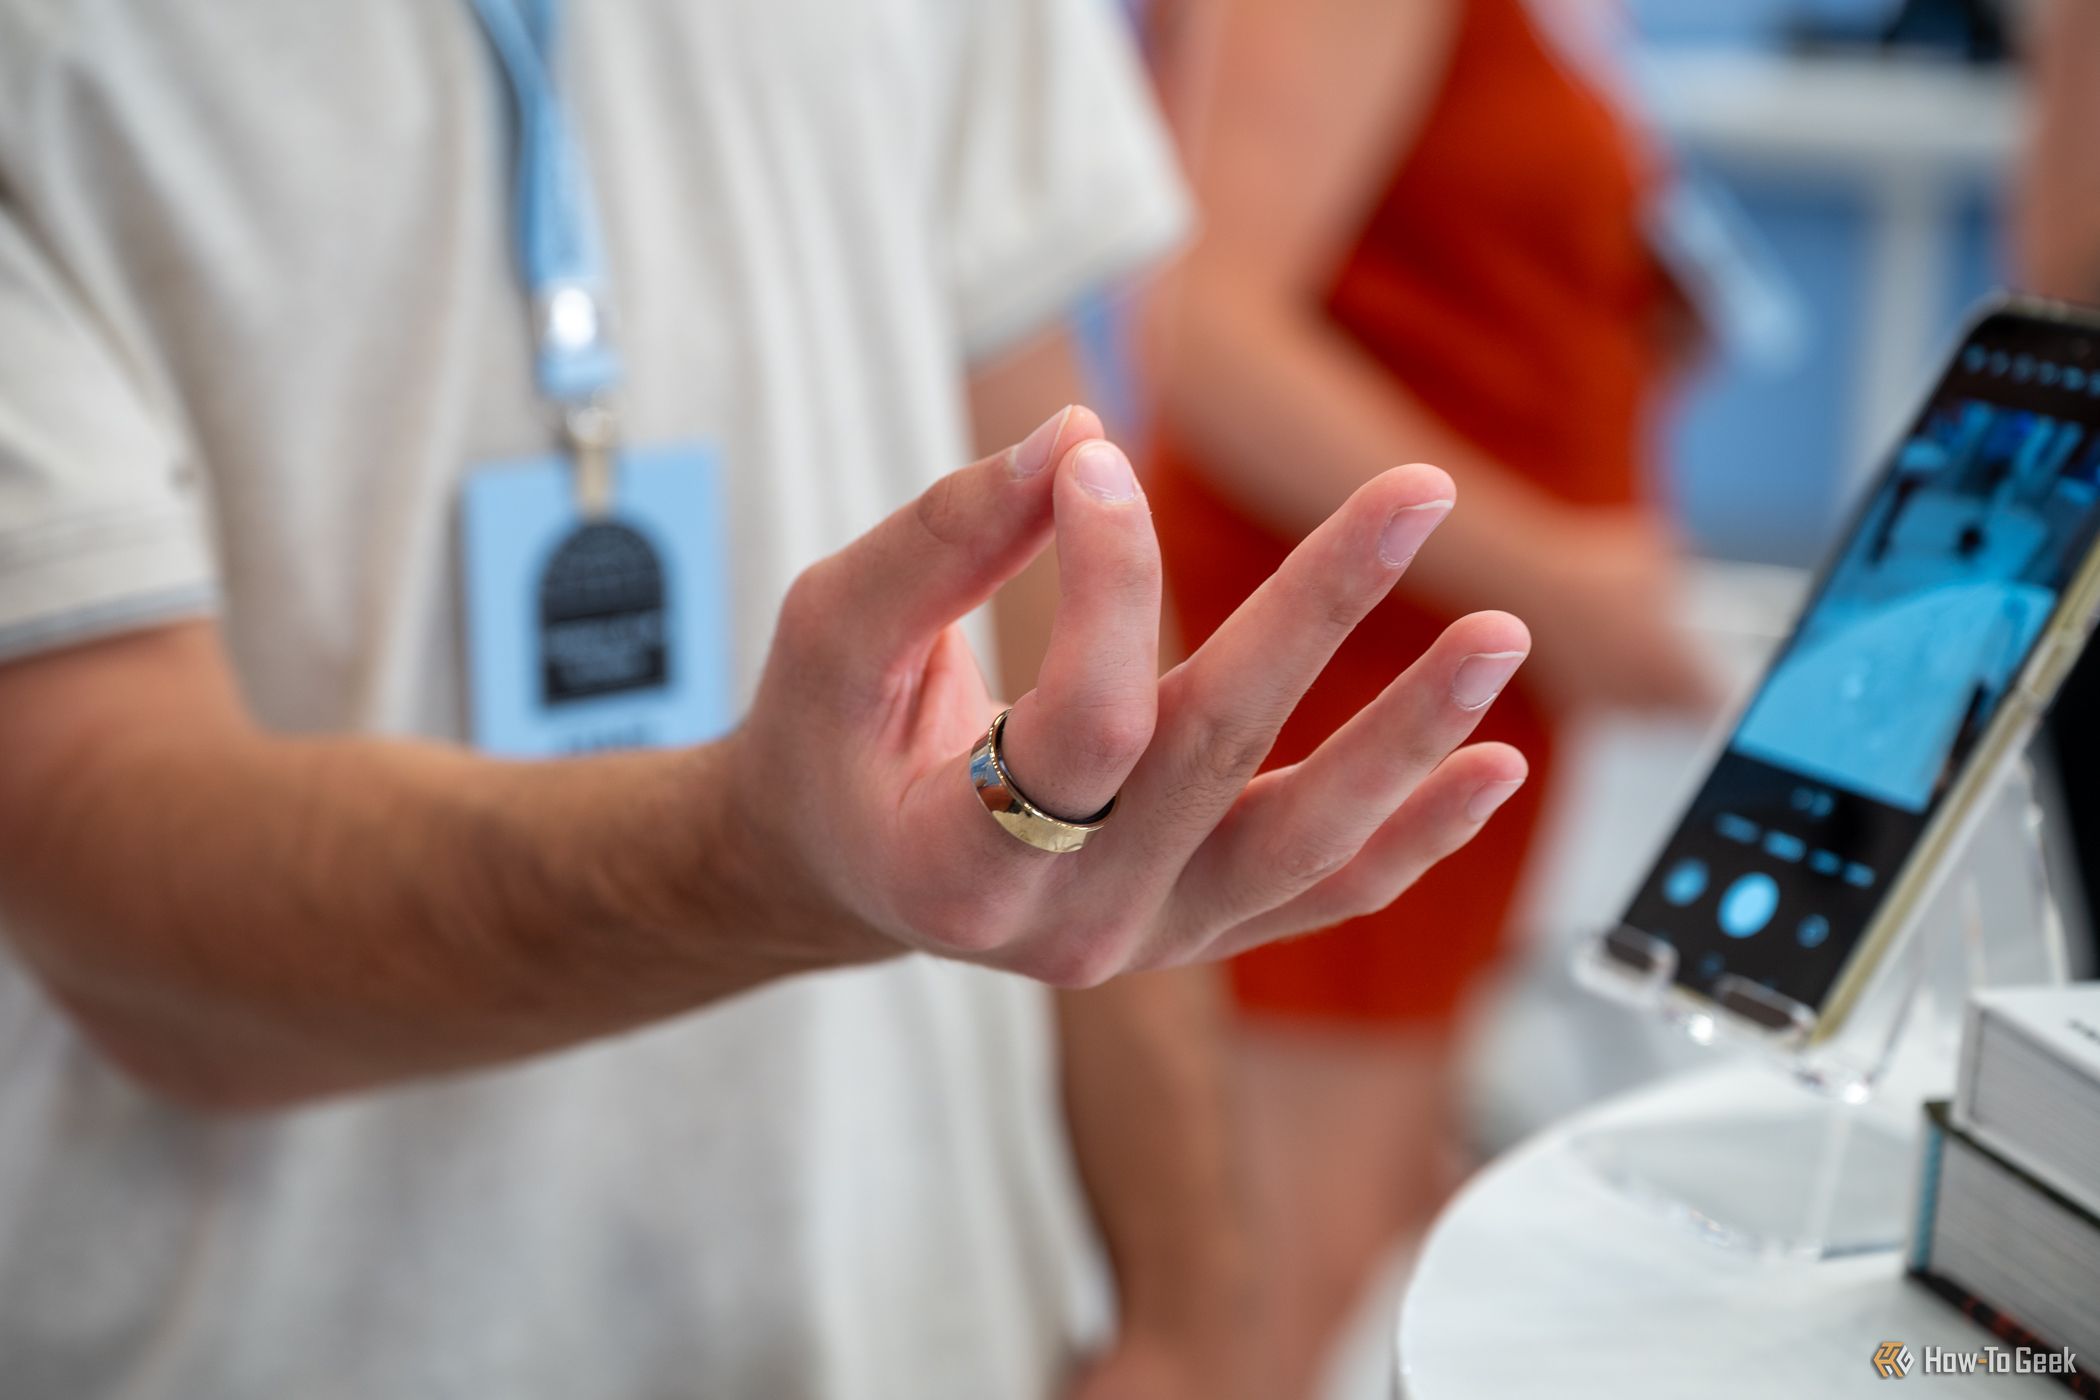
[806,406,1102,673]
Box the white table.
[1397,1066,2061,1398]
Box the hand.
[718,405,1532,986]
[1508,507,1721,717]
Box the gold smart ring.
[967,709,1117,854]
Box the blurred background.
[1632,0,2012,561]
[1090,1,2100,1395]
[1461,0,2090,1151]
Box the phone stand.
[1567,755,2073,1260]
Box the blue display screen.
[1734,399,2091,812]
[1623,316,2100,1012]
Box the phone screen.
[1622,310,2100,1012]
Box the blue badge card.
[460,444,736,757]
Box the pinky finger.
[1202,742,1529,961]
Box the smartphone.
[1615,296,2100,1041]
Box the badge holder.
[1567,755,2072,1261]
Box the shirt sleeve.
[940,0,1193,361]
[0,199,217,662]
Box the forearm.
[1156,259,1579,614]
[0,370,1533,1119]
[1056,971,1256,1332]
[2016,0,2100,301]
[1,639,842,1109]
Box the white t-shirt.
[0,3,1187,1396]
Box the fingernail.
[1378,499,1454,566]
[1450,650,1525,710]
[1466,779,1525,823]
[1073,440,1138,502]
[1008,406,1073,479]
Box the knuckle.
[913,471,978,554]
[775,566,838,661]
[1320,582,1368,633]
[1093,537,1162,598]
[1261,825,1354,887]
[1175,708,1273,792]
[1058,701,1156,774]
[1380,738,1454,795]
[903,881,1017,956]
[1339,859,1418,920]
[938,917,1008,957]
[1277,564,1368,635]
[1020,932,1125,990]
[1321,869,1387,921]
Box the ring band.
[968,709,1116,854]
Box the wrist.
[1114,1232,1263,1340]
[653,736,897,982]
[1476,500,1576,621]
[1397,461,1571,620]
[643,742,759,939]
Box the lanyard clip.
[564,400,618,517]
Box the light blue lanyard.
[468,0,624,499]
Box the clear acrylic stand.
[1568,755,2072,1261]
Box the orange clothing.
[1151,0,1678,1027]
